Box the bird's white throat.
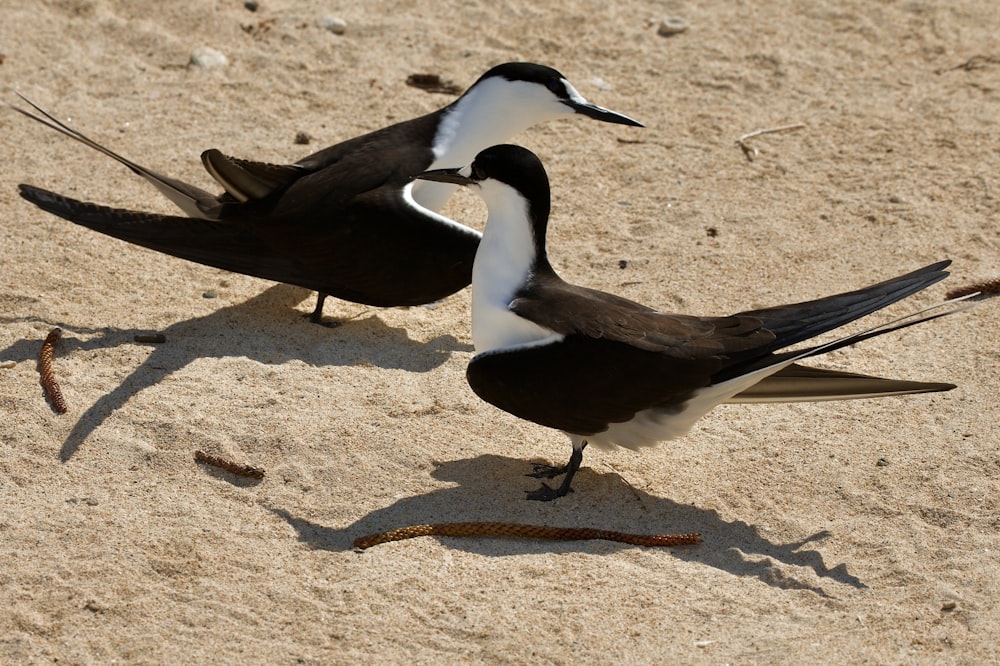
[413,78,573,212]
[471,180,562,353]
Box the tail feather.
[17,184,297,282]
[721,291,972,396]
[201,149,303,202]
[738,261,951,354]
[729,363,955,403]
[8,92,221,219]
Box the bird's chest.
[471,243,559,354]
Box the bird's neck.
[413,80,559,212]
[471,187,558,353]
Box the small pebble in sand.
[203,291,218,299]
[189,47,228,69]
[942,601,957,611]
[294,131,313,145]
[589,77,612,91]
[321,16,347,34]
[658,17,690,36]
[0,360,16,369]
[876,457,890,467]
[244,0,258,11]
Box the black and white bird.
[418,144,969,501]
[12,63,641,324]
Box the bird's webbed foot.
[524,441,586,501]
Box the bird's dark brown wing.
[734,260,951,354]
[510,277,774,357]
[18,181,480,307]
[201,150,306,202]
[477,276,775,435]
[467,335,724,436]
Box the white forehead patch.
[561,78,589,105]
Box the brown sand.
[1,1,998,663]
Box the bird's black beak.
[416,167,474,186]
[563,100,644,127]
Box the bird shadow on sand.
[0,283,471,461]
[270,453,865,596]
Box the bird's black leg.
[526,442,586,501]
[527,461,570,479]
[307,292,338,327]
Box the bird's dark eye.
[471,163,487,180]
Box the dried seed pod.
[194,450,265,479]
[946,277,1000,300]
[38,328,68,414]
[353,522,702,550]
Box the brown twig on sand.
[38,328,68,414]
[945,277,1000,300]
[736,123,807,162]
[935,55,1000,75]
[194,450,265,479]
[353,522,702,550]
[405,73,463,95]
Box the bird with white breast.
[418,144,970,501]
[12,63,641,324]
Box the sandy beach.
[1,1,998,663]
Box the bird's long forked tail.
[730,290,976,403]
[17,184,293,284]
[5,91,218,219]
[738,260,952,353]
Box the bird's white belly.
[583,356,801,451]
